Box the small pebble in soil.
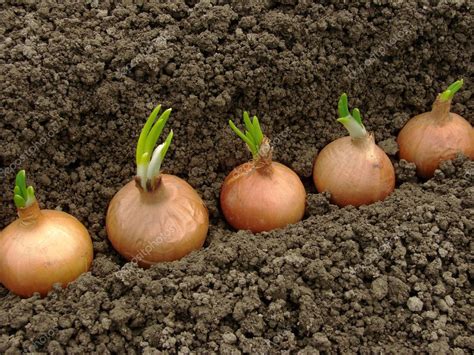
[378,138,399,156]
[371,276,388,300]
[407,296,423,312]
[222,332,237,344]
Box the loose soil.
[1,1,473,353]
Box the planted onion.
[220,112,306,233]
[106,105,208,267]
[397,79,474,178]
[0,171,93,297]
[313,94,395,207]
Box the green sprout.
[336,93,368,139]
[229,111,264,159]
[13,170,36,209]
[439,79,463,102]
[136,105,174,190]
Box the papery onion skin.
[397,112,474,178]
[313,136,395,207]
[0,202,93,298]
[106,174,209,267]
[220,161,306,233]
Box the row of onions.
[0,80,472,297]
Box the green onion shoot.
[13,170,36,209]
[336,93,368,140]
[135,105,174,191]
[229,111,265,159]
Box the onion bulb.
[398,79,474,178]
[313,94,395,207]
[0,170,93,297]
[220,112,306,233]
[106,105,208,267]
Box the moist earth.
[1,0,473,353]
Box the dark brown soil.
[1,1,473,353]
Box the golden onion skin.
[313,136,395,207]
[220,161,306,233]
[0,203,93,298]
[398,112,474,178]
[106,174,209,267]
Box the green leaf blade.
[352,108,363,126]
[14,195,26,208]
[252,116,264,147]
[144,108,172,159]
[26,186,35,203]
[336,94,367,139]
[229,119,256,155]
[338,93,350,118]
[159,130,174,162]
[15,170,27,198]
[13,170,36,208]
[136,104,161,165]
[440,79,463,101]
[243,111,256,142]
[245,131,258,155]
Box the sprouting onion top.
[336,93,368,140]
[438,79,463,102]
[229,111,264,159]
[14,170,36,209]
[136,105,174,191]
